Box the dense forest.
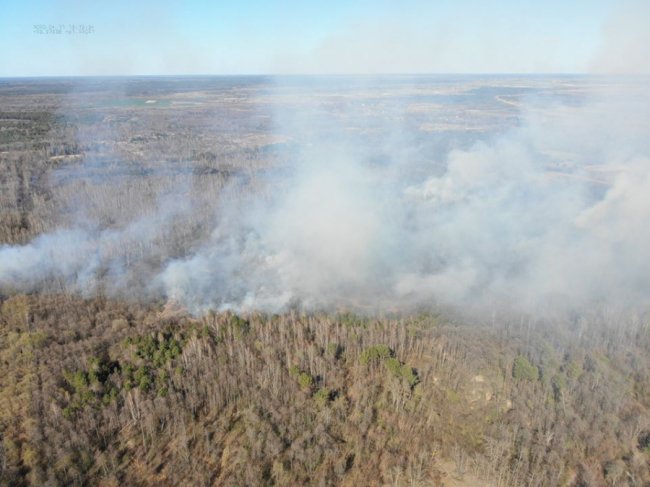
[2,295,650,486]
[2,77,650,486]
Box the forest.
[1,76,650,486]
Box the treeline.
[1,294,650,486]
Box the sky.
[0,0,648,76]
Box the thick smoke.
[2,78,650,317]
[0,194,192,296]
[160,80,650,314]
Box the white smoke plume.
[590,0,650,75]
[2,77,650,318]
[159,79,650,315]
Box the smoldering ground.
[1,77,650,318]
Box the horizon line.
[2,72,648,80]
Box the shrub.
[513,356,539,382]
[565,360,583,380]
[338,312,369,328]
[229,314,250,338]
[313,387,332,406]
[297,372,314,389]
[134,365,153,391]
[399,365,419,388]
[551,373,566,399]
[288,365,314,390]
[326,343,343,360]
[385,357,401,375]
[360,345,393,365]
[288,365,300,378]
[1,295,29,329]
[123,364,135,390]
[131,333,182,367]
[62,358,120,416]
[88,356,118,384]
[385,357,419,388]
[638,430,650,453]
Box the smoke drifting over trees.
[1,77,649,318]
[162,87,650,315]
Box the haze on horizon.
[1,0,649,77]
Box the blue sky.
[0,0,646,76]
